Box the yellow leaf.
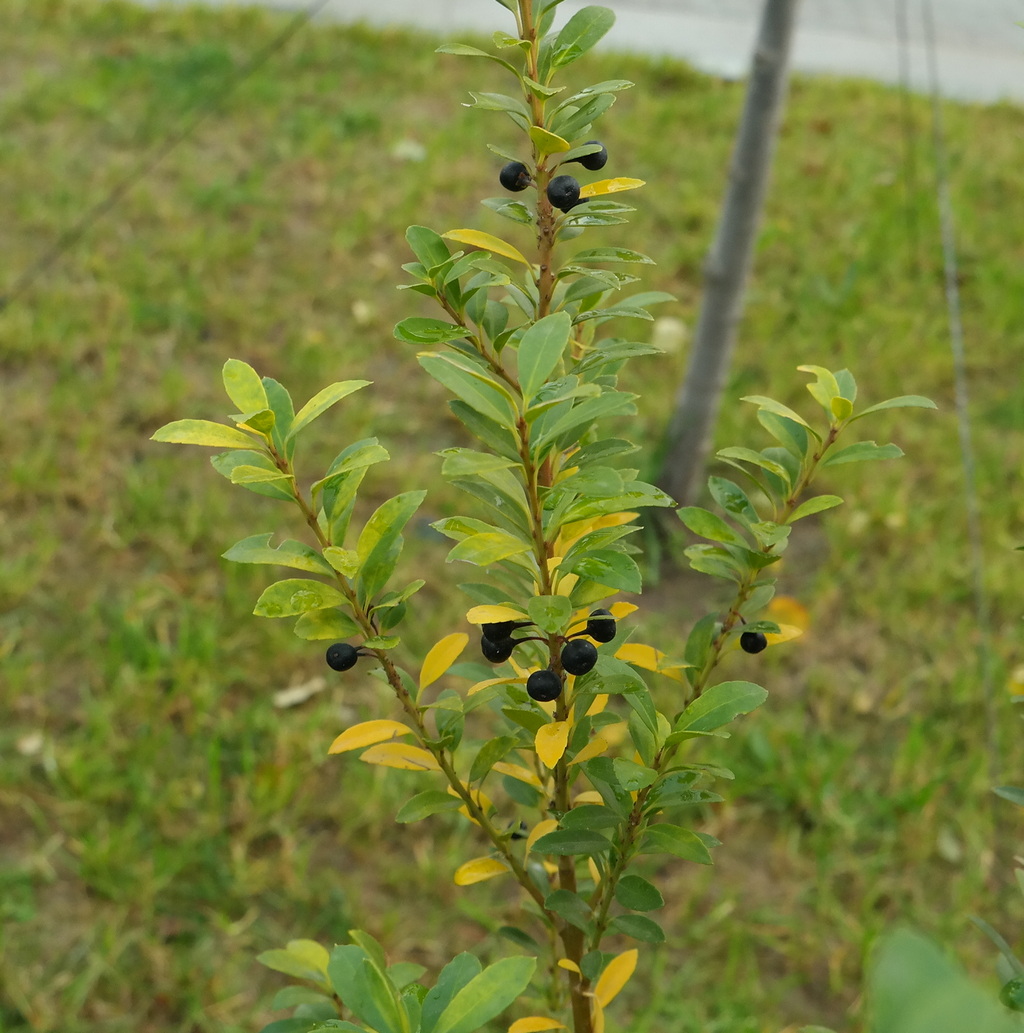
[454,856,509,886]
[594,949,638,1007]
[528,124,570,155]
[535,721,571,768]
[420,632,469,691]
[614,642,689,682]
[557,959,581,974]
[765,623,803,646]
[587,857,601,885]
[584,695,609,717]
[573,791,604,806]
[568,735,608,766]
[443,229,530,267]
[492,761,543,787]
[578,177,645,198]
[510,1017,566,1033]
[767,594,810,630]
[359,742,441,771]
[592,999,605,1033]
[466,604,528,625]
[526,818,559,855]
[328,720,413,754]
[609,601,638,620]
[1009,664,1024,697]
[468,676,524,696]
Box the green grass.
[2,1,1023,1030]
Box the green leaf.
[257,948,329,986]
[518,311,572,401]
[533,828,609,856]
[677,506,748,546]
[551,5,616,67]
[789,495,844,521]
[798,364,842,412]
[468,736,519,783]
[544,889,593,931]
[327,946,404,1033]
[421,954,483,1033]
[611,758,657,792]
[615,874,664,911]
[222,359,269,414]
[406,225,451,272]
[831,395,854,421]
[394,317,472,345]
[419,353,518,428]
[271,986,334,1009]
[228,463,289,485]
[480,197,534,225]
[560,804,621,830]
[431,956,536,1033]
[994,785,1024,807]
[740,394,817,434]
[289,380,371,440]
[821,441,904,467]
[447,532,532,566]
[608,914,665,943]
[254,579,346,618]
[222,534,333,575]
[435,41,518,75]
[151,419,258,449]
[210,449,294,501]
[356,491,427,604]
[293,608,360,641]
[560,549,641,593]
[528,595,572,634]
[395,791,464,823]
[716,446,791,481]
[569,247,654,265]
[642,824,714,864]
[439,448,518,480]
[674,681,768,735]
[852,394,938,420]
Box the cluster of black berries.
[481,608,617,703]
[498,140,609,214]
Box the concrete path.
[156,0,1024,104]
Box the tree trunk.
[658,0,801,505]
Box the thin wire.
[894,0,922,278]
[0,0,332,313]
[922,0,1000,782]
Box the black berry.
[585,608,617,643]
[575,141,608,171]
[547,174,581,213]
[499,161,532,192]
[483,620,518,640]
[326,642,359,671]
[527,668,563,702]
[740,631,768,654]
[481,634,516,663]
[561,638,598,676]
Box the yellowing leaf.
[592,999,605,1033]
[454,856,509,886]
[556,959,581,974]
[492,761,543,787]
[510,1017,566,1033]
[765,624,803,645]
[578,177,645,198]
[587,857,601,885]
[528,124,570,155]
[420,632,469,690]
[443,229,530,267]
[568,734,608,766]
[284,939,330,976]
[535,721,571,768]
[359,742,441,771]
[594,949,638,1007]
[526,818,559,855]
[466,604,528,625]
[328,720,413,754]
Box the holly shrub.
[152,1,936,1030]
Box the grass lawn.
[1,1,1023,1030]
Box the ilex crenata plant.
[151,2,935,1031]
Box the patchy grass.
[1,1,1023,1031]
